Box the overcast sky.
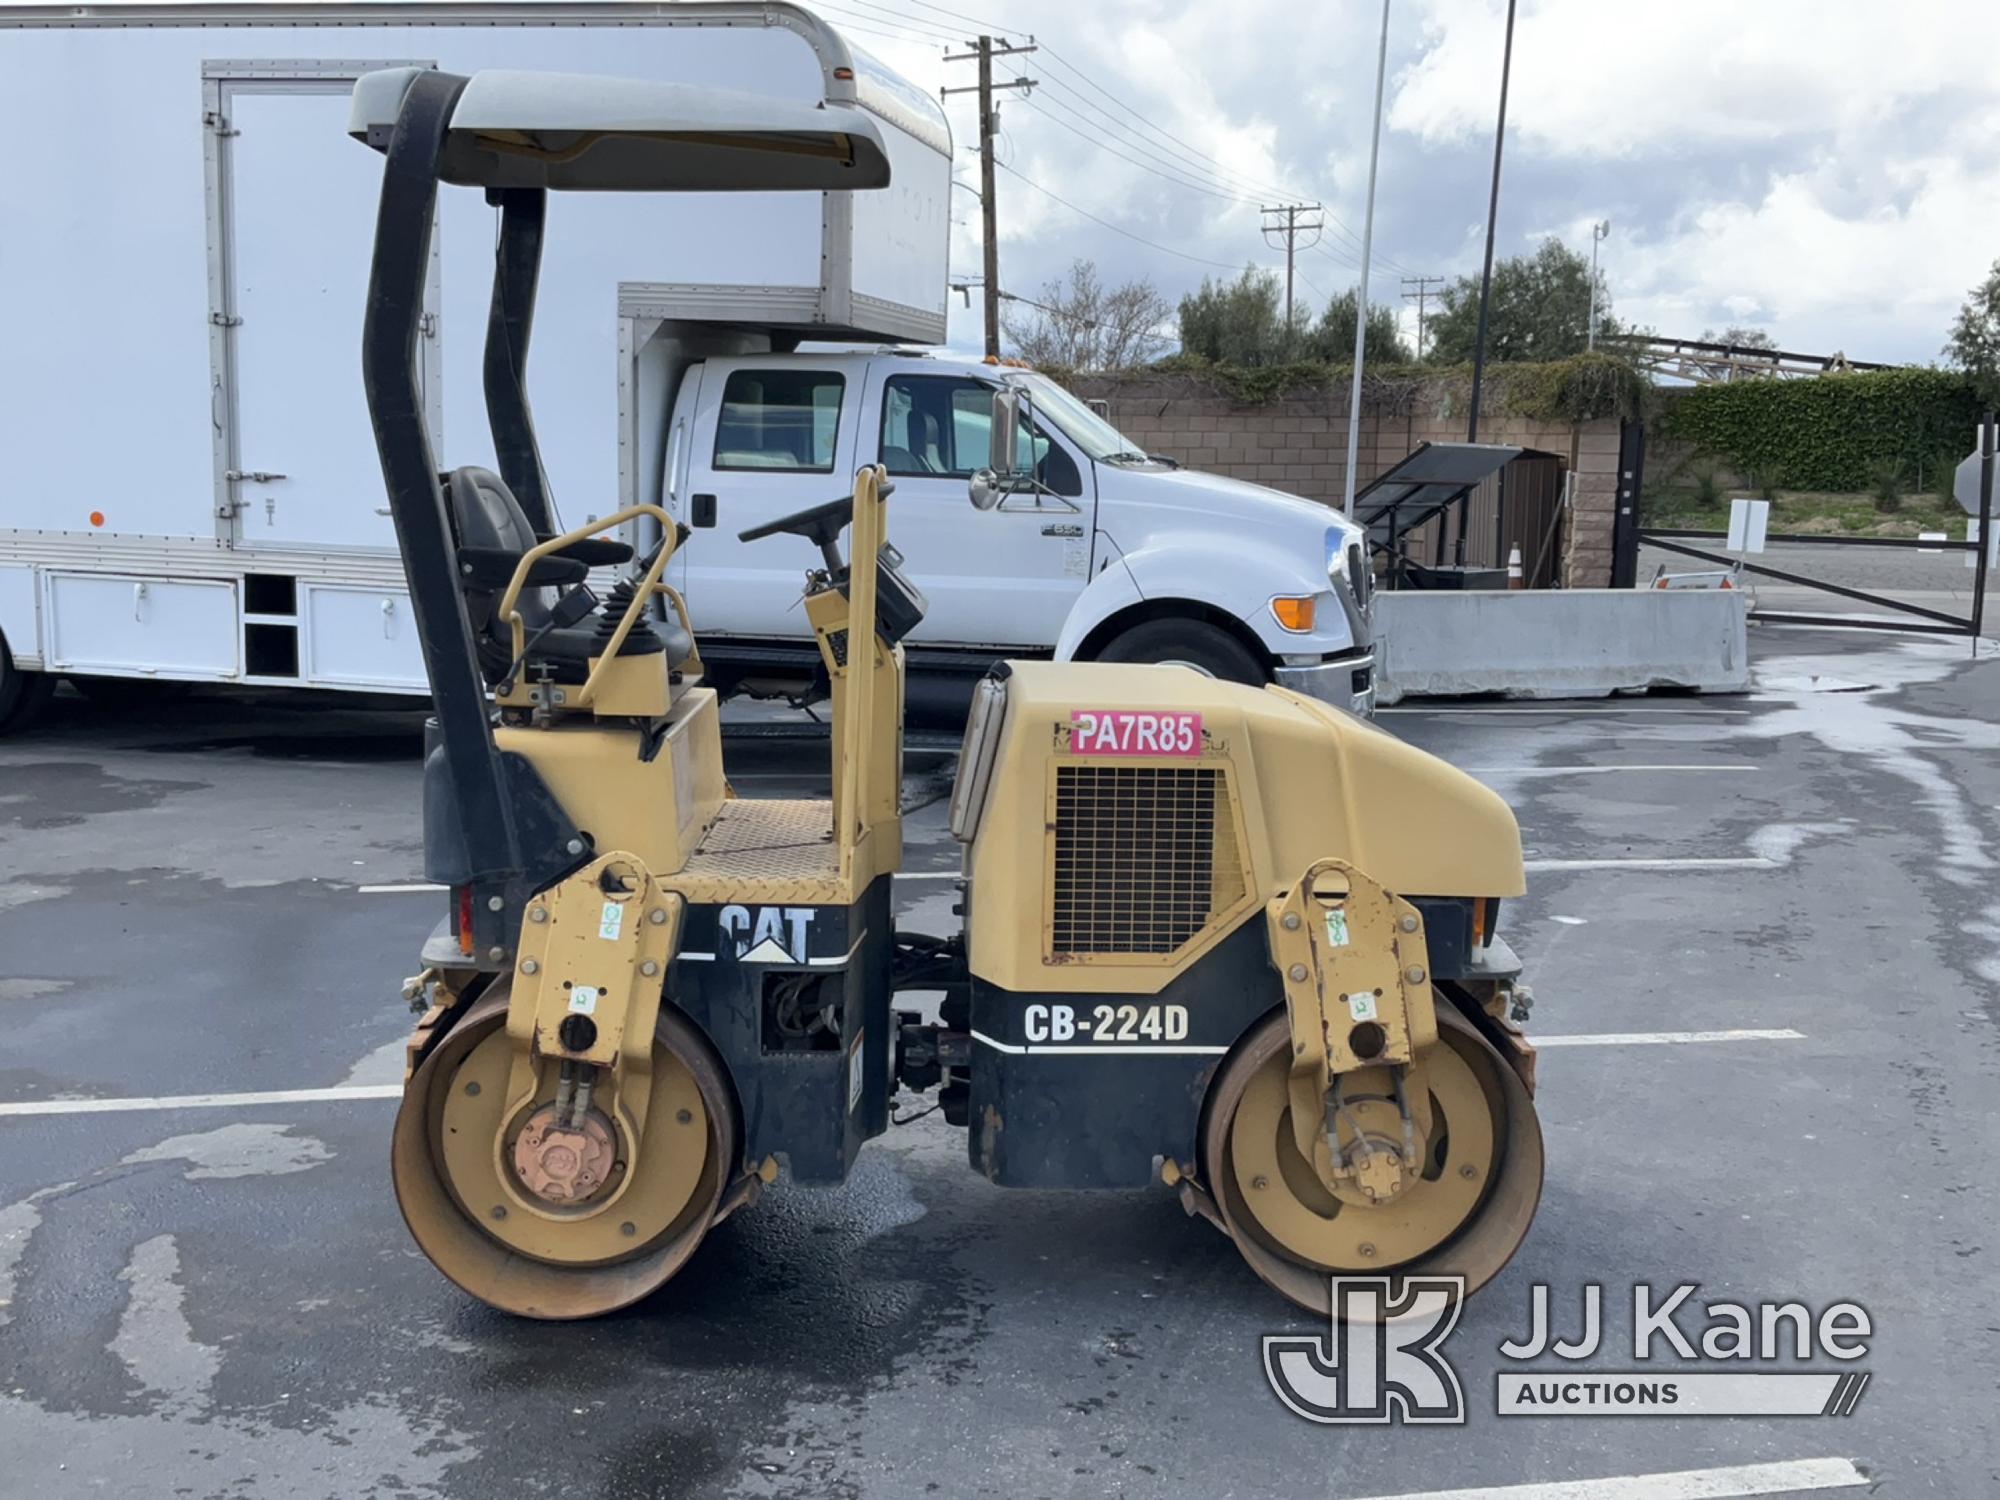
[835,0,1999,365]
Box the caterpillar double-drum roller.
[354,65,1544,1319]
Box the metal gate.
[1635,415,1996,638]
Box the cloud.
[839,0,1998,363]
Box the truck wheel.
[0,639,55,735]
[1096,618,1266,685]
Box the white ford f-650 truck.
[0,0,1372,731]
[643,346,1374,716]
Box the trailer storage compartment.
[42,573,239,679]
[301,584,426,689]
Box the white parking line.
[1526,857,1776,872]
[1340,1455,1865,1500]
[0,1030,1807,1118]
[357,882,444,894]
[1378,705,1754,717]
[1464,764,1759,777]
[0,1085,404,1118]
[1534,1028,1805,1048]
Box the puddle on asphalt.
[0,978,72,1002]
[121,1122,334,1180]
[110,1234,221,1408]
[1755,671,1880,694]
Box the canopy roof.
[1353,441,1552,541]
[349,67,891,192]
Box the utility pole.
[1586,219,1610,350]
[943,36,1036,358]
[1465,0,1517,443]
[1260,204,1323,329]
[1401,274,1443,360]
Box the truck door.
[209,68,441,551]
[678,360,858,637]
[866,370,1093,647]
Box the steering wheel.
[737,493,853,549]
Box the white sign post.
[1726,497,1770,556]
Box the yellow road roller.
[353,65,1542,1320]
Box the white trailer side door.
[209,65,440,552]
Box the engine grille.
[1049,765,1245,957]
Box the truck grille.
[1049,765,1245,957]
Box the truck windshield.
[1012,374,1152,463]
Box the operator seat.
[442,465,693,688]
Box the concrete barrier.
[1373,588,1749,704]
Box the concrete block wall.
[1066,373,1625,588]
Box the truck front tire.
[1095,618,1266,686]
[0,638,55,735]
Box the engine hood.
[1097,462,1363,547]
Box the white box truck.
[0,1,1374,733]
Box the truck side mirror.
[988,389,1020,474]
[968,469,1003,511]
[968,387,1022,510]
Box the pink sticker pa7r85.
[1068,709,1203,757]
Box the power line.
[1030,72,1306,209]
[818,0,961,43]
[1035,42,1418,276]
[1035,43,1305,207]
[1015,93,1262,208]
[893,0,1012,31]
[863,2,1418,282]
[809,4,955,49]
[1308,239,1402,289]
[995,162,1251,272]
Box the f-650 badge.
[1070,709,1202,757]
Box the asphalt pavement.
[2,628,1997,1499]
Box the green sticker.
[1325,910,1350,947]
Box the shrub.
[1690,463,1724,507]
[1869,457,1905,514]
[1661,368,1982,492]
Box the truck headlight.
[1326,526,1370,611]
[1325,526,1349,583]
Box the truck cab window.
[880,374,1080,496]
[714,370,844,472]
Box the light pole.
[1342,0,1392,518]
[1465,0,1517,444]
[1586,219,1610,350]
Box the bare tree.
[1003,259,1172,371]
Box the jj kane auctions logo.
[1265,1279,1873,1424]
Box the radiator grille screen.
[1050,765,1243,957]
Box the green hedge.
[1112,350,1648,423]
[1661,368,1981,492]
